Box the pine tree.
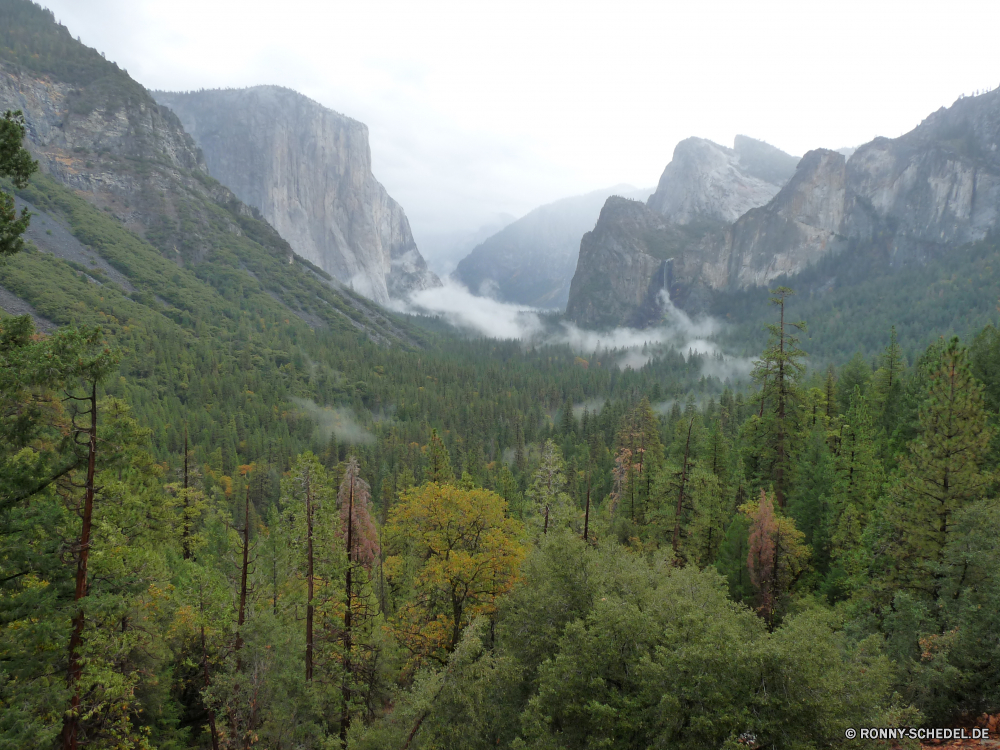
[527,440,572,535]
[559,402,576,436]
[887,337,994,595]
[425,429,454,484]
[872,326,906,438]
[827,388,884,571]
[824,365,838,421]
[750,287,807,507]
[338,456,379,742]
[1,109,37,258]
[686,468,730,566]
[786,419,835,578]
[496,462,523,520]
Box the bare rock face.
[453,185,650,310]
[0,60,212,239]
[842,96,1000,259]
[154,87,439,305]
[647,136,797,224]
[717,148,848,288]
[565,197,713,328]
[567,89,1000,328]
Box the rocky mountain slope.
[567,90,1000,328]
[565,196,708,328]
[0,0,418,345]
[454,185,649,309]
[154,87,439,305]
[647,135,797,224]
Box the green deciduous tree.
[384,483,525,667]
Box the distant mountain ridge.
[458,135,796,314]
[453,185,650,309]
[566,92,1000,328]
[154,86,439,305]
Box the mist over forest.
[3,1,1000,749]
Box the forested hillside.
[710,236,1000,364]
[3,2,1000,749]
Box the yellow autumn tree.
[384,482,525,666]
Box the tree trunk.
[182,427,191,560]
[61,383,98,750]
[236,482,250,656]
[201,625,220,750]
[341,472,355,744]
[583,471,591,542]
[775,297,786,508]
[305,469,314,681]
[672,417,694,560]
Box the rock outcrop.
[712,148,848,288]
[565,197,713,328]
[0,59,210,239]
[0,5,415,342]
[454,185,649,310]
[647,135,797,224]
[154,87,439,305]
[567,89,1000,328]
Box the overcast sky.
[41,0,1000,259]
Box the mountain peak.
[155,87,439,305]
[646,136,796,225]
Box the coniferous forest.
[4,125,1000,750]
[4,5,1000,749]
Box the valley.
[2,1,1000,748]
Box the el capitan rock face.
[567,89,1000,328]
[155,86,439,305]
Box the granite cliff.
[154,87,439,305]
[564,197,714,328]
[566,136,797,327]
[0,2,415,343]
[453,185,650,310]
[567,90,1000,328]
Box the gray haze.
[454,184,652,310]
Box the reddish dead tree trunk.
[61,383,97,750]
[305,468,315,682]
[583,470,592,543]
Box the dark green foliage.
[0,109,36,257]
[712,238,1000,364]
[4,4,1000,737]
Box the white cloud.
[290,398,375,445]
[398,281,752,381]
